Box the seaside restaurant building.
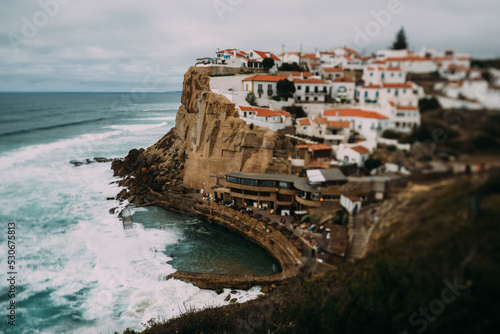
[224,169,349,214]
[224,172,299,214]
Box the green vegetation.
[391,26,408,50]
[471,58,500,70]
[262,57,275,70]
[124,172,500,333]
[246,92,257,106]
[419,97,440,113]
[276,79,296,100]
[364,157,382,171]
[283,106,307,119]
[278,62,301,71]
[381,129,403,140]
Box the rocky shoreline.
[111,66,304,291]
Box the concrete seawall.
[147,189,304,291]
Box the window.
[376,91,379,98]
[370,72,373,76]
[305,86,310,93]
[395,89,399,96]
[314,86,318,93]
[297,85,302,90]
[279,182,289,189]
[242,179,256,186]
[311,193,320,200]
[403,89,407,94]
[323,87,327,93]
[391,73,394,77]
[259,180,275,187]
[387,89,391,93]
[364,91,368,97]
[338,86,346,93]
[381,73,385,79]
[314,97,318,101]
[258,84,263,92]
[227,176,239,184]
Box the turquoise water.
[0,93,276,334]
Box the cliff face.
[112,67,277,203]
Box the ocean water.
[0,93,278,334]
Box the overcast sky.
[1,0,499,92]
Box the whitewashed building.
[238,106,292,131]
[293,78,330,103]
[330,77,356,102]
[296,117,351,146]
[323,108,389,140]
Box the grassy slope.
[121,172,500,334]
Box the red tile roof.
[397,106,419,111]
[327,121,350,128]
[323,108,389,120]
[240,106,291,117]
[386,56,431,62]
[314,117,328,124]
[296,144,333,151]
[242,75,289,82]
[293,78,329,84]
[386,67,402,71]
[350,145,370,155]
[298,118,311,126]
[324,68,343,72]
[332,77,353,83]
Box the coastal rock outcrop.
[112,66,277,202]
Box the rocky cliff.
[112,67,278,204]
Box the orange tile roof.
[242,75,289,82]
[434,56,454,61]
[323,108,389,120]
[293,78,329,84]
[314,117,328,124]
[350,145,370,155]
[239,105,255,111]
[332,77,353,83]
[327,121,350,128]
[386,67,402,71]
[397,105,419,111]
[296,144,333,151]
[324,68,343,72]
[253,107,291,117]
[298,118,311,126]
[386,56,431,62]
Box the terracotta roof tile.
[350,145,370,155]
[323,108,389,120]
[242,75,289,82]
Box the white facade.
[296,117,351,146]
[362,66,407,86]
[340,194,362,214]
[323,108,389,140]
[294,78,330,103]
[238,106,292,131]
[330,78,356,102]
[242,75,289,99]
[336,144,370,166]
[357,82,422,107]
[384,57,438,74]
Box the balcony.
[295,196,321,208]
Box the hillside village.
[187,44,500,263]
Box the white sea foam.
[0,111,262,334]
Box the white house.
[323,108,389,140]
[383,56,438,74]
[336,144,371,166]
[357,82,421,107]
[296,117,351,146]
[293,78,330,103]
[390,104,421,132]
[340,194,362,215]
[238,106,292,131]
[242,75,289,99]
[330,77,356,102]
[362,66,407,85]
[322,67,344,81]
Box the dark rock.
[224,294,231,302]
[127,149,140,163]
[230,290,237,294]
[109,207,117,214]
[229,298,237,304]
[128,195,136,203]
[106,197,115,200]
[215,288,224,295]
[69,160,83,167]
